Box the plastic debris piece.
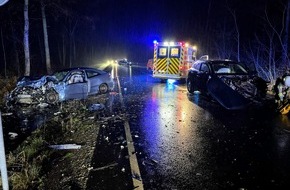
[54,112,61,116]
[1,112,12,116]
[49,143,81,150]
[37,103,49,108]
[8,132,18,139]
[88,103,105,111]
[92,163,118,171]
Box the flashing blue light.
[167,79,176,84]
[153,40,158,44]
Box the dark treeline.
[0,0,289,82]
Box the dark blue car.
[186,60,268,110]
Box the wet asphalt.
[108,65,290,189]
[3,65,290,189]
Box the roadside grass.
[1,99,97,190]
[0,76,17,107]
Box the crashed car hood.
[17,76,58,88]
[207,75,252,110]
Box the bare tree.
[264,1,290,69]
[283,0,290,67]
[213,20,235,59]
[24,0,30,76]
[1,28,7,78]
[228,8,240,62]
[41,0,51,74]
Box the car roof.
[195,59,235,64]
[56,67,106,73]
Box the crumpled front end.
[219,75,266,100]
[207,75,267,110]
[6,76,60,108]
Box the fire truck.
[152,41,197,80]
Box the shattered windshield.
[212,62,248,74]
[52,70,70,81]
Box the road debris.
[88,103,105,111]
[91,163,118,171]
[49,143,82,150]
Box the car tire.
[187,78,195,93]
[99,83,108,94]
[46,90,59,104]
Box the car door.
[196,63,210,92]
[86,69,101,95]
[64,71,88,100]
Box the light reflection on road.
[141,82,209,183]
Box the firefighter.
[274,73,290,114]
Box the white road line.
[114,65,144,189]
[124,119,144,189]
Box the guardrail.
[0,112,9,190]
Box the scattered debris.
[49,143,82,150]
[8,132,18,139]
[1,112,13,116]
[53,111,61,116]
[88,103,105,111]
[91,163,118,171]
[37,103,49,108]
[132,171,142,181]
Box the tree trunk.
[284,0,290,67]
[62,34,66,66]
[231,10,240,62]
[24,0,30,76]
[10,20,20,76]
[1,28,7,78]
[41,0,51,74]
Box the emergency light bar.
[153,41,197,51]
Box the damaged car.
[6,67,114,107]
[187,59,268,110]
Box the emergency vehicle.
[152,41,197,80]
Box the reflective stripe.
[156,58,167,71]
[168,58,179,74]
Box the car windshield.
[211,62,248,74]
[52,70,70,81]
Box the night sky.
[0,0,288,75]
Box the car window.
[192,62,201,70]
[67,71,85,84]
[230,64,248,74]
[52,70,70,81]
[200,63,209,72]
[86,70,100,78]
[212,62,248,74]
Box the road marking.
[114,65,144,189]
[124,119,144,189]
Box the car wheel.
[46,90,59,104]
[99,83,108,94]
[187,78,195,93]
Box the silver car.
[6,67,114,106]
